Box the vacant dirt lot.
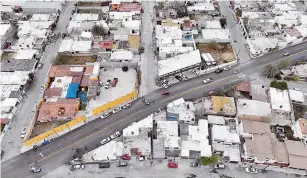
[54,55,97,65]
[196,42,235,64]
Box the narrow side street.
[139,1,158,96]
[219,1,251,62]
[1,2,75,161]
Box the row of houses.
[234,1,307,57]
[0,3,62,134]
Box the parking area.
[87,67,137,112]
[42,157,296,178]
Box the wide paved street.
[2,38,307,178]
[42,159,296,178]
[1,2,75,162]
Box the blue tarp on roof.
[66,83,79,99]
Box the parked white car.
[245,167,258,174]
[203,78,213,84]
[111,131,121,139]
[21,127,27,138]
[100,137,111,145]
[70,164,85,171]
[112,107,122,114]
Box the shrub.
[200,155,219,166]
[270,80,288,90]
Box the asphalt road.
[2,42,307,178]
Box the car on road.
[104,80,111,89]
[122,103,132,109]
[100,113,110,119]
[40,85,45,93]
[99,162,111,168]
[245,167,258,174]
[168,162,178,168]
[117,161,128,167]
[292,88,301,91]
[121,154,131,160]
[29,166,41,173]
[283,52,289,56]
[140,47,145,53]
[111,131,121,139]
[122,66,128,72]
[138,156,146,161]
[21,127,27,138]
[112,78,118,87]
[215,68,223,74]
[189,162,199,167]
[70,164,85,171]
[223,65,231,71]
[1,151,4,159]
[185,173,197,178]
[112,107,122,114]
[37,62,44,69]
[232,70,239,74]
[161,90,169,95]
[100,137,111,145]
[203,78,213,84]
[142,98,150,105]
[214,164,226,169]
[208,91,216,96]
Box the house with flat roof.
[0,71,30,86]
[284,140,307,170]
[22,1,61,14]
[212,125,240,145]
[239,120,289,166]
[58,39,92,54]
[157,121,180,157]
[201,29,231,43]
[269,87,291,114]
[251,84,268,102]
[157,50,201,79]
[181,120,212,159]
[1,59,37,73]
[92,141,123,160]
[289,89,305,104]
[203,96,237,117]
[166,98,196,125]
[293,118,307,144]
[123,115,152,156]
[237,99,272,122]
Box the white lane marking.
[2,166,15,171]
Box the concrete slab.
[87,68,137,112]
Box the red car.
[112,78,118,87]
[161,90,169,95]
[121,154,131,160]
[168,162,178,168]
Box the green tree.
[263,64,279,78]
[235,8,242,17]
[270,80,288,90]
[277,59,290,69]
[200,155,219,166]
[92,25,107,36]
